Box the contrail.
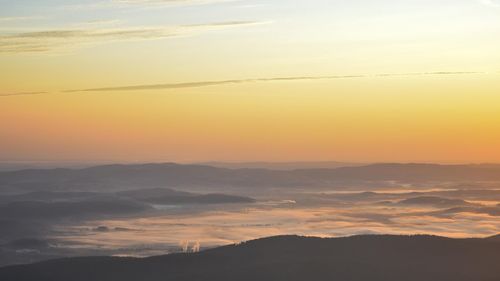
[0,91,48,97]
[0,71,485,97]
[63,75,365,93]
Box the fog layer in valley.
[0,163,499,266]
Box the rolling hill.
[2,163,500,193]
[0,234,499,281]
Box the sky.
[1,0,500,163]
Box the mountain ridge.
[1,234,499,281]
[2,163,500,193]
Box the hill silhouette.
[2,163,500,192]
[117,188,255,204]
[1,234,499,281]
[397,196,474,207]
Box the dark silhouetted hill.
[2,163,500,193]
[294,163,500,182]
[117,188,255,204]
[487,234,500,241]
[0,188,254,222]
[397,196,474,207]
[197,161,364,170]
[1,234,499,281]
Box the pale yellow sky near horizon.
[1,0,500,163]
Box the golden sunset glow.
[1,1,500,275]
[1,0,500,163]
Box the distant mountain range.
[2,163,500,193]
[196,161,364,170]
[1,234,499,281]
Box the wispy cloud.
[0,16,45,23]
[0,72,484,98]
[63,0,239,10]
[65,75,365,93]
[113,0,237,5]
[65,72,482,93]
[0,91,48,97]
[80,19,124,27]
[0,21,265,54]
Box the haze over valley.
[0,162,499,267]
[2,0,500,279]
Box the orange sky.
[1,0,500,163]
[2,74,500,163]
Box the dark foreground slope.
[1,235,499,281]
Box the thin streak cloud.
[0,92,48,97]
[65,76,365,93]
[113,0,238,5]
[0,16,45,22]
[0,21,264,53]
[0,72,483,97]
[65,72,483,93]
[64,0,239,10]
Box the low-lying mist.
[0,163,499,266]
